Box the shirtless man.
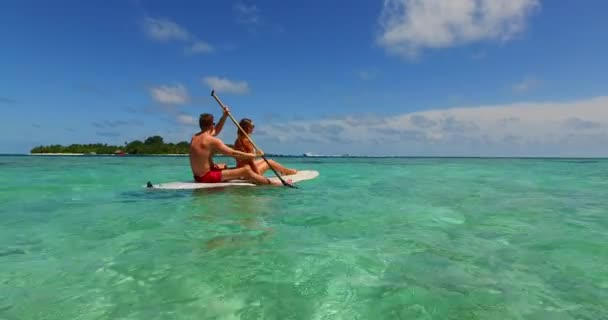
[234,118,297,176]
[189,113,286,186]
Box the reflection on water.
[189,189,276,251]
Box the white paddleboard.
[147,170,319,190]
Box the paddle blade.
[284,181,298,189]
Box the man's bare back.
[189,131,216,178]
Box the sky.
[2,0,608,156]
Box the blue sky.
[2,0,608,156]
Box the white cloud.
[142,17,190,42]
[176,114,197,126]
[512,76,541,93]
[148,84,190,105]
[203,76,250,95]
[377,0,540,58]
[254,96,608,157]
[186,40,214,54]
[233,3,261,25]
[142,16,214,54]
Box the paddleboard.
[146,170,319,190]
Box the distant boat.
[303,152,349,157]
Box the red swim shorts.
[194,169,222,183]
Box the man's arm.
[212,107,230,136]
[212,137,260,159]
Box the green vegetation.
[30,135,235,155]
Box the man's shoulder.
[191,131,205,140]
[202,135,224,147]
[192,132,216,145]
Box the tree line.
[30,135,235,155]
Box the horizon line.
[2,153,608,160]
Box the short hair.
[199,113,214,130]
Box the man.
[234,118,297,176]
[189,111,288,186]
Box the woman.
[234,118,297,176]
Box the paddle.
[210,90,297,188]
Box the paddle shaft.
[210,90,296,188]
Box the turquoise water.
[1,155,607,319]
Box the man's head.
[199,113,215,132]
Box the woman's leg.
[220,166,283,186]
[255,159,297,175]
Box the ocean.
[1,155,607,319]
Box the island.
[30,136,234,156]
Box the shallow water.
[1,156,607,319]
